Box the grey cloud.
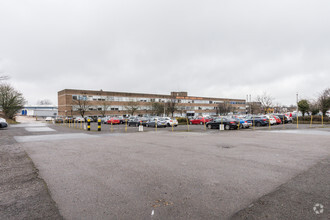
[0,0,329,105]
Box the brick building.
[58,89,246,117]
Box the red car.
[189,117,212,125]
[272,115,282,124]
[107,117,120,124]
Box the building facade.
[58,89,246,117]
[21,105,58,117]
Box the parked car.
[84,117,94,122]
[101,116,110,124]
[146,117,167,128]
[107,117,120,124]
[45,117,53,122]
[0,118,8,128]
[127,116,139,123]
[55,117,64,123]
[230,116,250,128]
[263,115,276,125]
[163,117,178,127]
[285,114,293,123]
[64,117,74,123]
[128,117,149,127]
[117,116,125,124]
[272,115,282,124]
[74,116,85,123]
[244,116,269,127]
[276,114,289,124]
[206,118,238,130]
[189,117,212,125]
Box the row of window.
[72,105,217,111]
[72,95,245,105]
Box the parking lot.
[50,120,330,134]
[1,120,328,219]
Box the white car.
[45,117,54,122]
[0,117,8,128]
[74,116,85,122]
[163,117,178,127]
[264,115,276,125]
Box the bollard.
[283,117,285,129]
[139,120,143,132]
[172,118,174,132]
[322,115,324,128]
[155,119,158,132]
[310,115,313,128]
[238,120,240,130]
[297,114,298,129]
[269,117,271,130]
[87,119,91,131]
[111,121,113,132]
[253,116,255,130]
[125,119,127,132]
[186,117,190,132]
[204,118,206,131]
[98,118,101,131]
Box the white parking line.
[261,129,330,136]
[11,123,47,127]
[25,127,56,132]
[14,133,94,143]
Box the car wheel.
[256,122,261,127]
[225,124,230,130]
[207,124,212,129]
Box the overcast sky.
[0,0,329,106]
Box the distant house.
[21,105,58,117]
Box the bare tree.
[99,101,110,117]
[257,92,274,114]
[0,83,26,119]
[166,96,178,117]
[0,74,9,81]
[150,102,164,116]
[318,88,330,117]
[37,99,52,105]
[309,100,320,116]
[125,101,139,116]
[217,101,233,115]
[73,96,90,118]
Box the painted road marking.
[14,133,94,143]
[25,127,56,132]
[12,123,47,127]
[262,130,330,136]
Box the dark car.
[128,117,149,127]
[245,116,269,127]
[0,118,8,128]
[84,117,94,122]
[206,118,238,130]
[54,117,64,123]
[64,117,74,123]
[276,114,289,124]
[146,118,167,128]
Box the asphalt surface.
[0,125,63,220]
[232,156,329,219]
[5,121,329,219]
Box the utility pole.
[296,92,298,113]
